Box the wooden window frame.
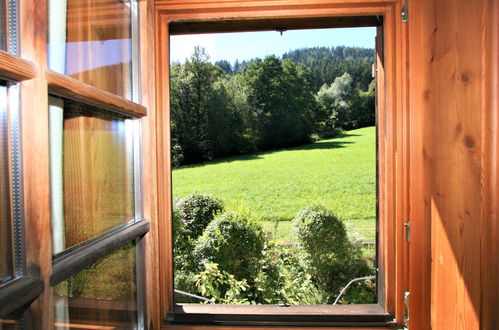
[9,0,156,328]
[155,0,409,328]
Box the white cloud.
[170,34,217,63]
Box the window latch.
[404,221,410,242]
[401,2,409,23]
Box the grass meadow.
[172,126,376,243]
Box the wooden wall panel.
[408,0,498,329]
[431,0,484,328]
[481,0,499,329]
[407,0,434,328]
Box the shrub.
[173,194,224,299]
[253,242,324,305]
[294,206,374,303]
[174,194,224,240]
[194,212,266,284]
[195,262,250,304]
[171,143,184,168]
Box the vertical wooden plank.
[375,23,386,312]
[430,0,484,328]
[393,0,410,324]
[140,0,161,328]
[380,4,396,314]
[407,0,434,328]
[19,0,53,328]
[481,0,499,328]
[155,12,174,319]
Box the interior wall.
[408,0,498,329]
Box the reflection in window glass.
[47,0,137,99]
[0,0,6,51]
[0,318,17,330]
[0,0,17,54]
[0,83,13,282]
[53,244,137,329]
[49,97,135,253]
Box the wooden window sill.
[46,70,147,117]
[167,303,396,327]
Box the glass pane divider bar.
[46,70,147,117]
[0,50,37,81]
[0,276,44,317]
[50,220,150,286]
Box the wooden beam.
[0,51,37,81]
[170,15,381,35]
[46,70,147,117]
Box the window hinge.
[404,221,410,242]
[404,291,410,329]
[401,2,409,23]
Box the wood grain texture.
[19,0,53,328]
[155,1,404,328]
[155,13,174,320]
[140,0,161,329]
[46,70,147,117]
[407,0,434,328]
[156,0,397,10]
[429,0,484,328]
[392,0,410,324]
[480,0,499,328]
[0,51,37,81]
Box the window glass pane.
[53,244,137,329]
[0,83,12,282]
[49,97,135,253]
[0,0,17,54]
[47,0,137,100]
[0,0,6,51]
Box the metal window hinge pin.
[401,2,409,23]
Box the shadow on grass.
[175,132,362,170]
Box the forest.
[170,45,375,166]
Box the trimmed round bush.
[294,206,350,265]
[174,194,224,239]
[294,206,374,303]
[193,212,266,282]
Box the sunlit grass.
[173,126,376,242]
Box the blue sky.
[170,27,376,64]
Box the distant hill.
[215,46,374,92]
[282,46,374,92]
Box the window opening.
[170,27,378,308]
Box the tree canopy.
[170,46,375,166]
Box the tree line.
[171,46,375,166]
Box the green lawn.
[172,126,376,242]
